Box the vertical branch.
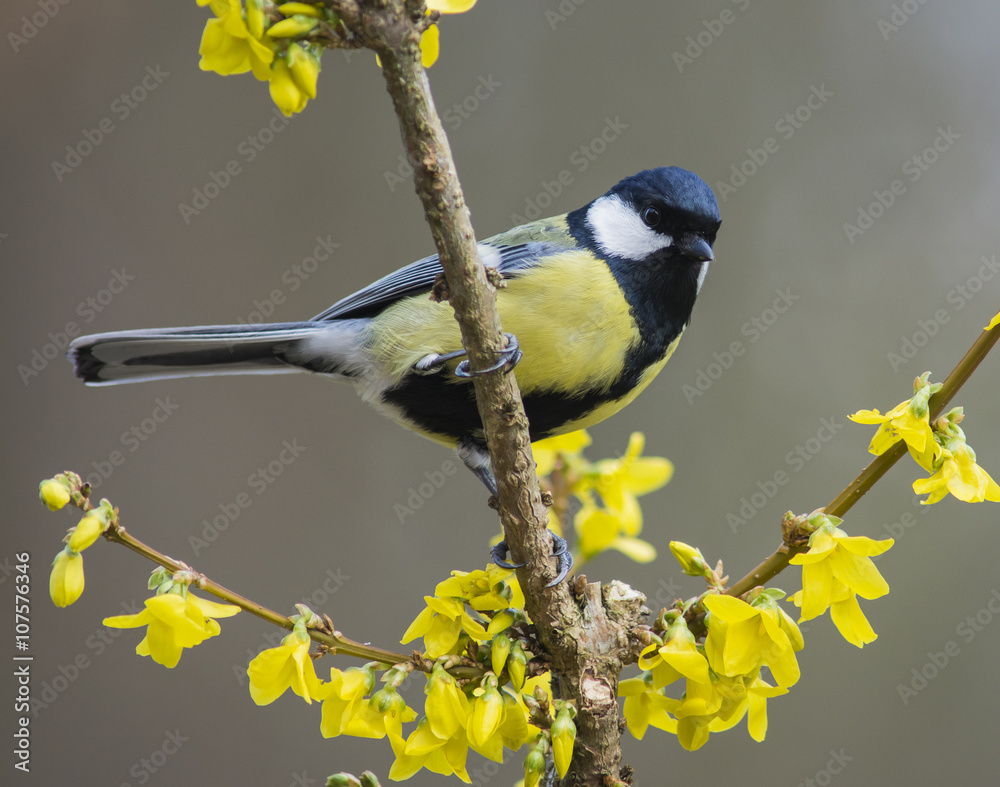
[328,2,644,783]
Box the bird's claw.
[455,333,522,378]
[490,533,574,586]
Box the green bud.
[326,775,361,787]
[358,772,382,787]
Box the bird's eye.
[642,206,661,227]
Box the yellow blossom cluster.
[41,474,112,608]
[621,593,800,751]
[531,430,672,566]
[244,567,572,783]
[850,372,1000,505]
[196,0,476,117]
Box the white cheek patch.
[696,261,710,294]
[586,195,673,260]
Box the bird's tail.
[69,321,352,385]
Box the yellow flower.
[266,15,319,38]
[789,515,892,645]
[104,589,239,668]
[39,477,72,510]
[427,0,478,11]
[390,665,472,782]
[197,0,274,80]
[586,432,672,536]
[247,620,324,704]
[663,669,786,750]
[67,513,105,552]
[849,372,942,471]
[703,593,803,689]
[286,43,320,99]
[467,678,505,758]
[619,673,678,739]
[435,565,522,612]
[913,439,1000,505]
[320,664,390,738]
[390,716,471,783]
[532,430,591,478]
[50,549,84,607]
[550,706,576,778]
[637,619,711,690]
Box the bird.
[68,166,721,584]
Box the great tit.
[69,166,720,582]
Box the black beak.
[680,236,714,262]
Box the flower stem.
[725,321,1000,599]
[101,521,411,664]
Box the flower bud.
[267,15,319,38]
[551,708,577,778]
[278,2,322,17]
[490,631,511,675]
[507,641,527,690]
[669,540,709,577]
[39,477,72,511]
[68,514,105,552]
[326,774,361,787]
[50,549,85,607]
[523,742,546,787]
[287,43,320,99]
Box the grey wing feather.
[312,218,576,322]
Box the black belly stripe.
[379,339,674,445]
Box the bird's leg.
[457,435,574,585]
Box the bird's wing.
[311,216,574,321]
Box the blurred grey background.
[4,1,1000,785]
